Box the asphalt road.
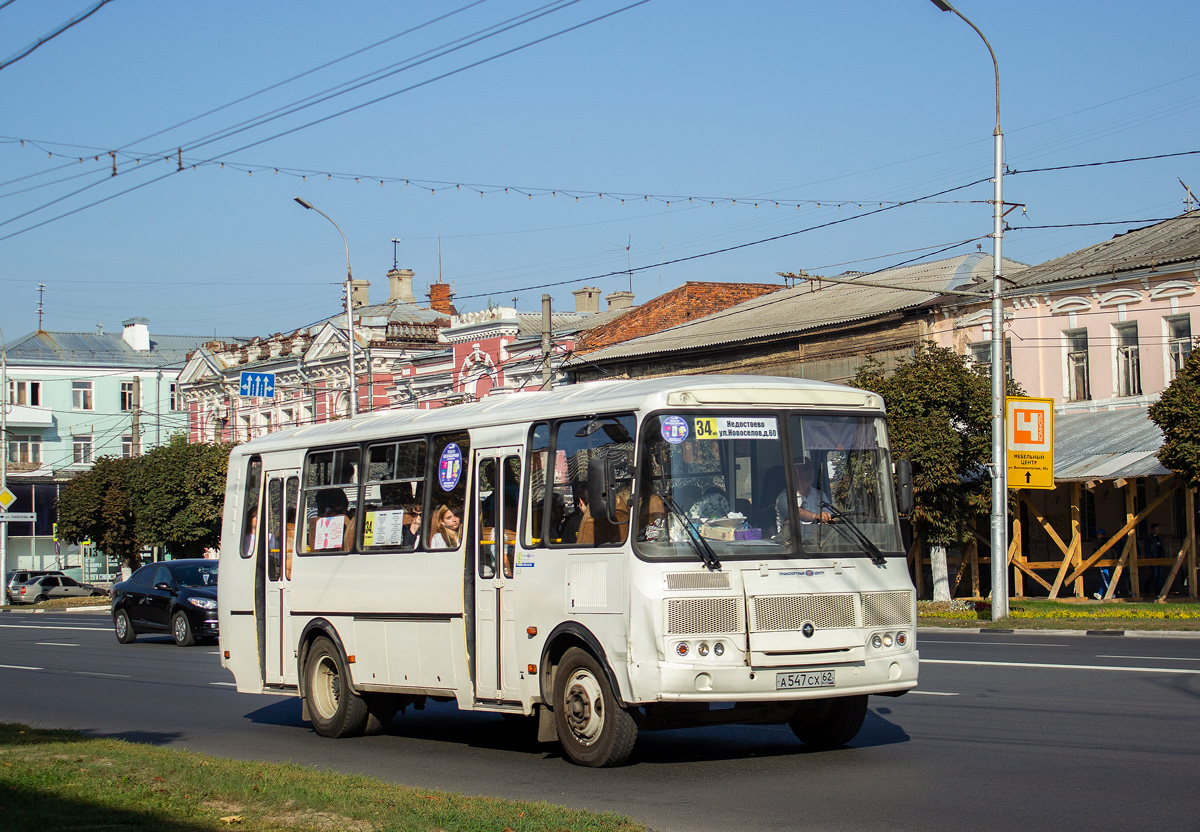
[2,609,1199,832]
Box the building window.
[121,436,136,458]
[8,434,41,465]
[121,381,136,411]
[1114,322,1142,397]
[1168,315,1192,381]
[969,338,1013,380]
[169,383,180,411]
[1065,328,1091,401]
[8,380,40,406]
[72,381,94,411]
[73,435,94,465]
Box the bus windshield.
[635,412,903,561]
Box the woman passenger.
[429,504,461,549]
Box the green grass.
[919,598,1200,630]
[0,724,648,832]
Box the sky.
[2,0,1199,345]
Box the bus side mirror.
[587,457,617,522]
[895,459,914,516]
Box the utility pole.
[541,294,553,391]
[130,375,141,456]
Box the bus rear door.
[472,448,522,704]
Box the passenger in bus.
[401,502,422,548]
[560,483,590,544]
[309,488,354,551]
[243,510,258,557]
[776,460,831,540]
[284,507,297,579]
[429,504,461,549]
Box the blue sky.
[2,0,1198,344]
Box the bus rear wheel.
[552,647,637,767]
[788,694,868,749]
[304,636,368,738]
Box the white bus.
[218,375,918,766]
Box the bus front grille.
[751,593,857,631]
[665,597,744,635]
[862,590,914,627]
[664,571,732,591]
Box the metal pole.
[930,0,1008,617]
[541,294,553,391]
[1,326,8,579]
[294,197,357,417]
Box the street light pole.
[1,326,8,579]
[930,0,1008,618]
[294,197,358,417]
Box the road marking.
[920,639,1068,647]
[35,642,80,647]
[923,658,1200,674]
[72,671,131,679]
[0,624,109,632]
[0,664,42,671]
[908,690,959,696]
[1097,655,1200,662]
[210,681,237,687]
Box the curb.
[919,625,1200,639]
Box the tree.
[55,455,144,572]
[854,343,1023,597]
[131,435,233,558]
[1149,348,1200,487]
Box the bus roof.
[230,374,885,457]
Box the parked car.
[10,574,107,605]
[110,559,218,647]
[5,569,65,604]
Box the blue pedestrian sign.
[239,371,276,398]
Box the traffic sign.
[0,512,36,522]
[1006,396,1055,490]
[0,487,15,511]
[239,371,276,398]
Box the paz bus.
[218,375,918,766]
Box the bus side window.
[550,415,635,547]
[523,423,549,547]
[240,457,262,559]
[300,448,360,554]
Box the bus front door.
[472,450,521,703]
[263,472,300,686]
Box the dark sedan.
[110,559,218,646]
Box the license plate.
[776,670,835,690]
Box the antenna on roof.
[36,283,46,332]
[391,238,401,269]
[606,235,633,292]
[1180,179,1196,212]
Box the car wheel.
[552,647,638,767]
[304,636,368,738]
[788,694,869,749]
[172,611,196,647]
[35,594,48,604]
[113,609,136,644]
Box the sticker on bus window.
[662,415,689,444]
[695,416,779,440]
[439,443,463,491]
[313,516,345,550]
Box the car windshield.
[635,412,904,561]
[173,564,218,588]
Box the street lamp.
[929,0,1008,618]
[294,197,357,417]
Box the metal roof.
[1053,406,1170,481]
[576,254,1025,364]
[4,330,248,369]
[1010,210,1200,289]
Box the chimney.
[606,290,635,311]
[350,278,370,308]
[387,267,417,303]
[429,282,457,316]
[121,317,150,351]
[573,286,601,314]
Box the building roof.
[5,329,248,369]
[575,254,1024,364]
[1010,210,1200,289]
[1053,407,1170,482]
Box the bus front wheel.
[552,647,637,767]
[304,636,369,738]
[788,694,868,749]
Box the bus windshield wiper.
[661,495,721,571]
[821,503,887,566]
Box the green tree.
[55,455,144,571]
[854,343,1023,550]
[1149,348,1200,487]
[130,435,233,558]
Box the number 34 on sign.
[1006,397,1055,490]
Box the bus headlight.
[713,642,725,657]
[697,642,710,657]
[871,634,883,649]
[882,633,894,648]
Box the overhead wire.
[0,0,115,73]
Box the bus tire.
[304,636,369,738]
[552,647,637,767]
[788,694,868,749]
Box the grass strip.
[0,723,647,832]
[919,598,1200,630]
